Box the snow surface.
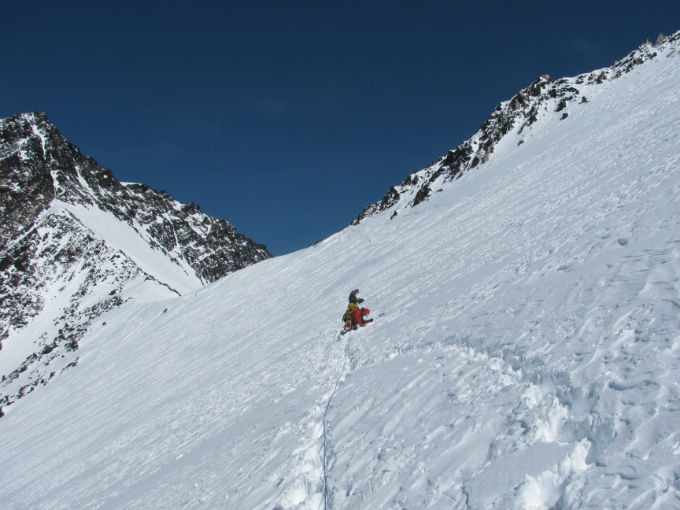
[0,203,179,401]
[52,199,202,294]
[1,42,680,509]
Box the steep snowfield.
[52,199,203,294]
[1,44,679,509]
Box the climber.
[342,289,373,331]
[348,288,364,305]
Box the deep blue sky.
[2,1,679,254]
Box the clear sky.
[2,1,679,255]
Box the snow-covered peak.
[1,112,272,285]
[1,112,271,411]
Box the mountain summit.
[1,31,679,509]
[0,112,270,409]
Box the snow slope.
[1,37,679,509]
[52,199,202,294]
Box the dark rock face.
[0,112,272,411]
[352,31,680,224]
[0,113,56,247]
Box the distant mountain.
[354,31,680,224]
[0,112,270,409]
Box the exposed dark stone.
[413,184,431,207]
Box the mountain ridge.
[1,111,271,282]
[353,30,680,224]
[0,112,271,410]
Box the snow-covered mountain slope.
[1,33,680,509]
[354,31,680,225]
[0,113,271,410]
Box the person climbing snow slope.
[342,289,373,332]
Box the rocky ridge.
[353,31,680,224]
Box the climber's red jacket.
[352,307,373,326]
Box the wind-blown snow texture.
[1,32,680,509]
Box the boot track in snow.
[321,331,351,510]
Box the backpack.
[342,302,359,322]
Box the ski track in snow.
[1,39,680,509]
